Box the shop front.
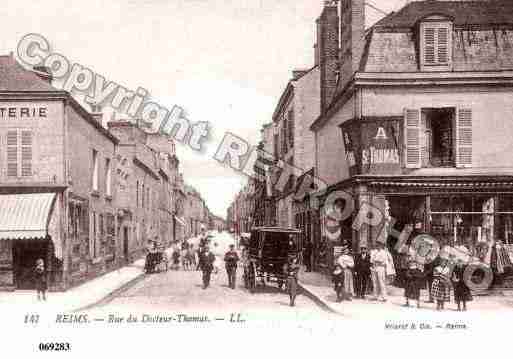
[0,192,61,291]
[310,176,513,289]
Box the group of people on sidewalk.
[331,242,473,311]
[332,241,393,303]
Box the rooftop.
[375,0,513,29]
[0,54,58,92]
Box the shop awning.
[0,193,57,240]
[175,216,186,226]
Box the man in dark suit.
[199,246,216,289]
[354,245,371,299]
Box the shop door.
[13,240,48,290]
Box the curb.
[72,271,147,312]
[297,282,341,315]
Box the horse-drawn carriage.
[243,227,301,294]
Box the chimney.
[33,65,53,84]
[318,1,340,114]
[90,104,103,125]
[338,0,365,92]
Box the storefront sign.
[0,106,47,118]
[341,118,401,175]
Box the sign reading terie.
[0,106,47,118]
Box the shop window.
[496,195,513,244]
[430,195,495,248]
[404,107,472,168]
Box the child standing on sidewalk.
[452,259,472,311]
[332,264,345,302]
[431,260,451,311]
[34,258,47,301]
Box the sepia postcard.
[1,1,512,357]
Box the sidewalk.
[0,247,174,314]
[298,268,513,319]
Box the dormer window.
[419,18,452,71]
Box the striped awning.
[0,193,57,240]
[174,216,187,226]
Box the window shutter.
[7,130,18,177]
[21,131,32,177]
[404,109,421,169]
[424,27,436,64]
[456,108,472,168]
[437,27,449,64]
[288,110,294,148]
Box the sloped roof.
[0,55,58,91]
[375,0,513,29]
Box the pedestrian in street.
[303,240,312,272]
[354,245,371,299]
[332,264,345,302]
[370,242,388,302]
[199,246,216,289]
[284,255,300,306]
[224,244,240,289]
[403,257,424,308]
[452,257,472,311]
[431,260,452,311]
[172,247,181,270]
[34,258,47,301]
[336,247,355,301]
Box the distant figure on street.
[303,240,312,272]
[354,245,371,299]
[172,247,181,270]
[199,246,216,289]
[34,258,47,301]
[284,255,300,306]
[224,244,240,289]
[332,264,345,302]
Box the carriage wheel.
[248,263,256,294]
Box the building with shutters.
[308,0,513,285]
[0,54,120,291]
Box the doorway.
[123,227,129,263]
[12,239,49,290]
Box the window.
[6,130,33,177]
[404,107,472,169]
[136,180,139,207]
[142,184,145,208]
[273,134,279,159]
[92,149,99,191]
[90,211,97,258]
[420,22,452,70]
[288,110,294,148]
[105,158,111,196]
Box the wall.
[295,67,321,172]
[315,94,357,186]
[361,85,513,169]
[66,104,117,286]
[364,29,513,72]
[0,99,64,183]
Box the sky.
[0,0,408,218]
